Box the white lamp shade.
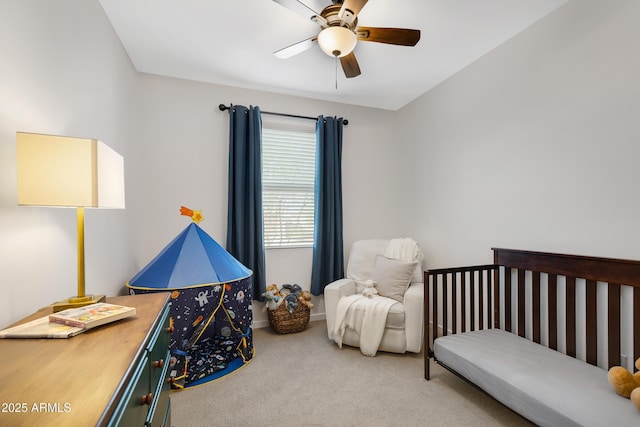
[317,26,357,58]
[17,132,125,209]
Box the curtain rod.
[218,104,348,126]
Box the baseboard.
[252,319,270,329]
[310,313,325,323]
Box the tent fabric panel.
[166,227,217,287]
[128,229,190,289]
[193,225,251,281]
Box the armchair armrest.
[324,278,356,339]
[403,281,424,353]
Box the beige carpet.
[170,321,534,427]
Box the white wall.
[400,0,640,269]
[0,0,138,328]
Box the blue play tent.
[127,220,254,388]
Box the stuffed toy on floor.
[607,357,640,411]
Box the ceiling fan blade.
[357,27,421,46]
[272,0,319,21]
[339,0,368,18]
[340,52,361,78]
[274,36,317,59]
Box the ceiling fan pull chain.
[335,56,338,90]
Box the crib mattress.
[434,329,638,427]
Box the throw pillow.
[370,256,417,302]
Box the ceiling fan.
[272,0,420,78]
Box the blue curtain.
[311,115,345,295]
[226,105,266,302]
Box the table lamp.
[16,132,125,312]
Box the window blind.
[262,124,316,248]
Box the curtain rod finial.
[219,104,228,111]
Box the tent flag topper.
[126,206,254,388]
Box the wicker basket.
[267,302,310,334]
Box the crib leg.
[425,348,434,380]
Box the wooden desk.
[0,293,172,427]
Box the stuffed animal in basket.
[298,290,314,309]
[281,283,302,297]
[361,279,378,299]
[266,283,281,296]
[279,284,303,314]
[283,293,299,314]
[261,284,283,311]
[607,357,640,411]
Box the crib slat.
[443,274,448,337]
[486,268,492,328]
[478,270,484,329]
[496,268,500,328]
[461,272,467,333]
[586,279,597,366]
[492,267,499,328]
[433,273,440,339]
[505,268,512,332]
[566,276,577,358]
[451,273,457,334]
[470,271,476,331]
[548,274,558,350]
[533,271,541,344]
[608,283,621,367]
[518,269,525,338]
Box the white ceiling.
[98,0,567,111]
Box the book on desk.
[49,302,136,329]
[0,316,85,338]
[0,302,136,339]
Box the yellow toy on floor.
[608,357,640,411]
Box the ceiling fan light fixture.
[317,26,357,58]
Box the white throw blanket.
[331,294,397,356]
[385,237,423,265]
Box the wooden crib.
[424,248,640,426]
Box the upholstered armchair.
[324,238,424,354]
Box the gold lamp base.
[52,294,106,312]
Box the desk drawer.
[110,355,151,426]
[148,350,172,427]
[149,305,171,390]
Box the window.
[262,117,316,249]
